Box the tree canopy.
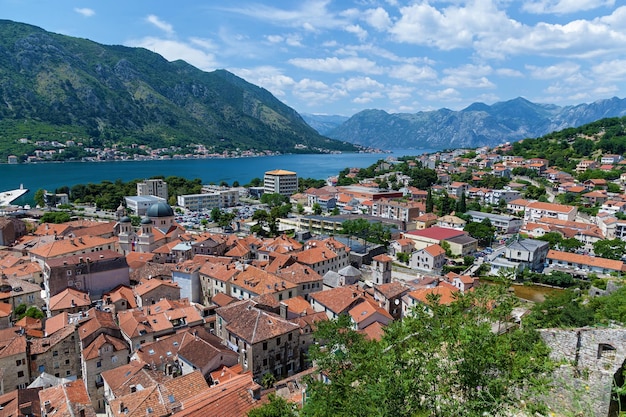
[302,284,553,417]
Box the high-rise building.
[137,179,168,200]
[263,169,298,196]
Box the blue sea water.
[0,149,436,205]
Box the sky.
[2,0,626,116]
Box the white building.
[264,169,298,196]
[124,195,166,215]
[137,178,168,200]
[177,190,239,211]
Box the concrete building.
[215,299,301,380]
[124,195,166,216]
[44,250,130,299]
[264,169,298,196]
[137,179,168,200]
[177,189,239,211]
[465,210,523,234]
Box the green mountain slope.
[0,20,356,156]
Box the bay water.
[1,149,435,206]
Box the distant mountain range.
[0,20,356,154]
[303,97,626,149]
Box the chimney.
[120,402,125,413]
[44,400,52,413]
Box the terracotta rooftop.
[38,379,96,417]
[407,282,459,306]
[216,300,300,344]
[82,332,128,360]
[547,250,626,271]
[275,263,322,285]
[374,281,409,300]
[48,287,91,311]
[309,284,369,315]
[0,387,42,417]
[177,373,264,417]
[424,244,446,257]
[29,235,117,259]
[229,265,297,296]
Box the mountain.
[0,20,357,154]
[327,96,626,149]
[300,114,350,135]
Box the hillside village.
[3,132,626,416]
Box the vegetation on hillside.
[506,116,626,172]
[257,284,554,417]
[0,20,357,162]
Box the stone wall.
[540,328,626,417]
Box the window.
[15,359,22,366]
[53,350,58,357]
[65,359,70,365]
[67,270,72,276]
[288,333,292,342]
[97,361,102,368]
[112,356,118,363]
[262,342,268,350]
[277,337,281,346]
[263,358,268,366]
[17,371,24,377]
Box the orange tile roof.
[82,333,128,360]
[178,373,264,417]
[282,296,315,316]
[275,263,322,285]
[547,250,626,271]
[48,287,92,311]
[424,244,446,257]
[310,284,368,315]
[39,380,96,417]
[295,246,337,265]
[230,265,297,296]
[29,235,118,259]
[216,300,300,344]
[527,201,576,213]
[408,282,459,306]
[348,299,392,324]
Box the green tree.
[396,252,410,264]
[40,212,71,224]
[425,188,434,213]
[527,290,594,328]
[456,192,467,213]
[593,238,626,260]
[303,285,553,417]
[248,394,298,417]
[261,193,289,208]
[297,203,305,215]
[34,188,45,207]
[312,203,323,215]
[464,219,496,246]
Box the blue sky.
[2,0,626,116]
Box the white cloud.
[345,24,368,41]
[145,15,175,36]
[353,92,383,104]
[441,65,496,89]
[389,1,517,50]
[267,35,284,43]
[522,0,615,15]
[232,66,296,98]
[387,85,415,101]
[288,56,382,74]
[291,78,348,106]
[339,76,384,91]
[483,7,626,59]
[74,8,95,17]
[526,63,580,79]
[591,59,626,80]
[363,7,392,31]
[220,0,347,32]
[126,37,217,70]
[495,68,524,77]
[389,64,437,83]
